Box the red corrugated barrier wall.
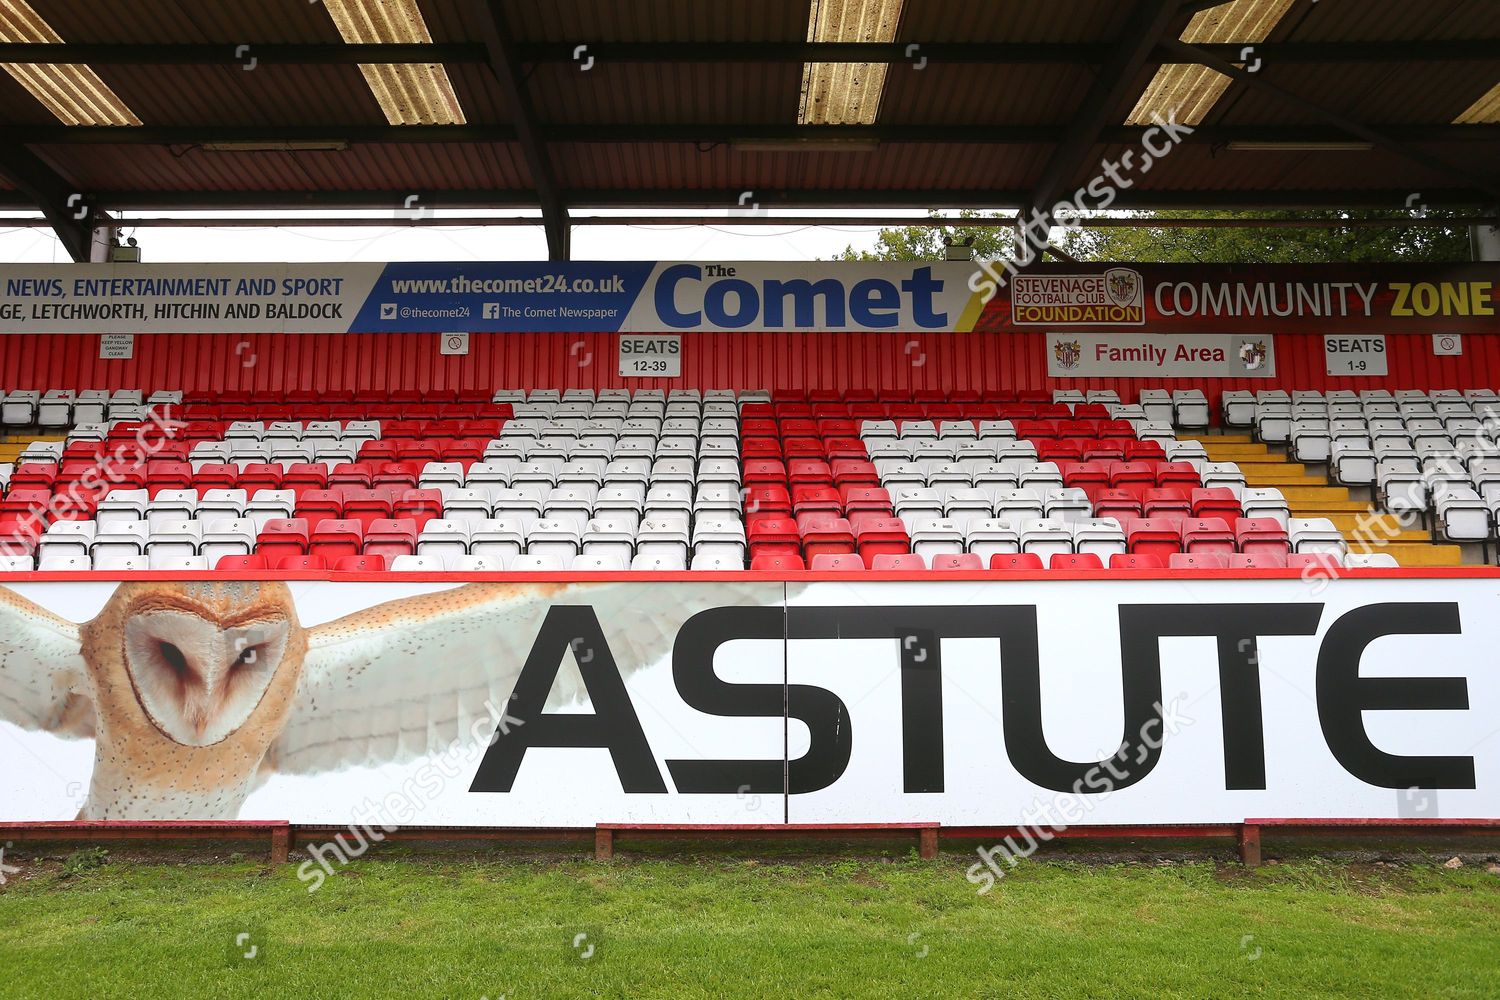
[1,332,1495,406]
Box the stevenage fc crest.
[1238,339,1268,372]
[1104,268,1140,309]
[1053,338,1082,370]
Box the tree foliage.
[839,209,1473,264]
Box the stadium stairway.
[0,432,66,466]
[1200,434,1464,567]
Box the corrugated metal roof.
[0,0,1492,213]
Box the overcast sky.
[0,208,928,264]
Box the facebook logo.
[483,303,500,319]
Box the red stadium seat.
[1155,462,1201,488]
[1287,553,1342,573]
[1191,488,1242,520]
[0,518,42,554]
[1062,461,1110,490]
[1093,489,1143,521]
[7,463,57,491]
[194,463,240,490]
[1142,488,1191,519]
[373,461,422,488]
[1109,553,1167,569]
[788,459,833,488]
[743,460,788,486]
[741,437,783,460]
[1182,517,1235,555]
[930,553,983,570]
[310,518,364,559]
[342,489,394,529]
[1229,551,1288,569]
[0,490,51,524]
[748,517,801,558]
[282,463,329,491]
[1127,518,1182,557]
[1169,552,1230,569]
[1080,439,1126,463]
[1109,461,1156,488]
[295,488,345,523]
[989,553,1045,571]
[255,518,310,559]
[745,486,792,517]
[840,486,893,516]
[801,517,856,559]
[750,553,806,571]
[274,555,329,572]
[363,518,418,558]
[810,553,866,571]
[791,486,843,517]
[334,555,388,572]
[394,489,444,528]
[328,462,376,488]
[1234,518,1292,556]
[822,437,867,461]
[853,517,910,562]
[871,553,927,570]
[1049,553,1104,570]
[145,461,194,495]
[214,554,269,571]
[831,460,879,487]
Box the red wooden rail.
[5,819,1499,867]
[0,820,291,863]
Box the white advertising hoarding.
[1,577,1493,827]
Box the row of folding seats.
[743,550,1389,571]
[886,485,1250,526]
[0,474,743,526]
[180,403,511,422]
[1,389,180,427]
[221,419,505,440]
[746,513,1317,563]
[0,545,1400,573]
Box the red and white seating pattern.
[0,386,1381,572]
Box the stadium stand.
[0,383,1486,572]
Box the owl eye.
[158,641,189,678]
[233,645,259,667]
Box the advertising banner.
[2,577,1495,828]
[0,261,1494,334]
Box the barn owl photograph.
[0,579,777,822]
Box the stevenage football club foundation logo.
[1053,339,1082,370]
[1012,268,1146,326]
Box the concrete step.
[1203,444,1273,459]
[1384,543,1467,567]
[1321,513,1428,540]
[1234,460,1308,477]
[1296,500,1379,514]
[1248,476,1332,491]
[1279,485,1351,502]
[1207,434,1254,443]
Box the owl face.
[123,610,291,746]
[79,581,305,751]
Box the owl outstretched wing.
[0,586,93,739]
[268,579,779,775]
